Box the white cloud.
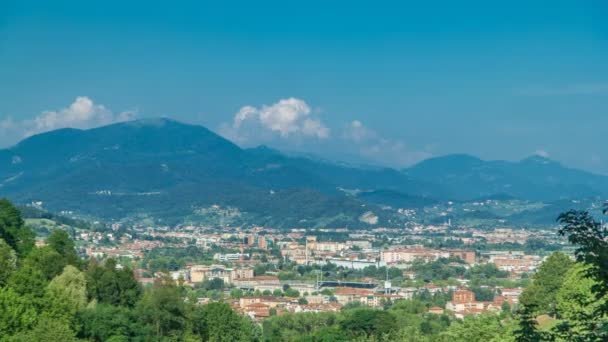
[0,117,16,130]
[222,98,329,143]
[233,106,257,129]
[302,118,330,139]
[360,139,432,167]
[534,149,550,158]
[0,96,136,147]
[343,120,377,142]
[343,120,432,167]
[27,96,136,136]
[221,102,430,168]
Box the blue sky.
[1,0,607,173]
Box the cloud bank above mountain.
[220,98,330,143]
[217,98,432,168]
[0,97,136,147]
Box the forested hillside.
[1,119,607,227]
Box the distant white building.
[213,253,248,261]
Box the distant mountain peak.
[520,155,557,165]
[407,154,484,172]
[121,117,181,127]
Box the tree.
[558,209,608,316]
[200,277,224,291]
[513,305,542,342]
[46,265,88,323]
[284,288,300,297]
[0,287,38,335]
[262,311,344,341]
[7,264,47,299]
[86,259,141,307]
[471,286,495,302]
[440,313,512,342]
[78,304,147,341]
[9,317,78,342]
[341,301,364,311]
[135,275,188,339]
[46,229,80,268]
[0,238,17,286]
[501,301,512,315]
[390,299,427,315]
[552,263,608,340]
[230,288,244,299]
[254,263,267,276]
[24,246,66,280]
[192,302,256,341]
[519,252,574,315]
[340,308,399,338]
[0,199,34,256]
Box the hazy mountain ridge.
[406,154,608,201]
[1,118,606,226]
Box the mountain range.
[1,118,606,227]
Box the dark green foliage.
[543,208,608,340]
[0,199,25,248]
[283,288,300,297]
[558,210,608,315]
[0,199,34,256]
[142,245,217,272]
[86,259,142,307]
[470,286,496,302]
[514,305,543,342]
[0,287,39,335]
[77,304,148,341]
[340,308,399,338]
[465,263,509,279]
[46,229,81,268]
[23,246,66,280]
[515,207,608,341]
[192,302,258,341]
[440,313,513,341]
[262,312,346,341]
[8,317,78,342]
[341,301,365,311]
[524,238,561,254]
[0,239,17,286]
[254,263,267,276]
[197,278,224,291]
[519,252,574,315]
[6,264,47,298]
[135,275,188,339]
[412,289,453,309]
[409,257,467,281]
